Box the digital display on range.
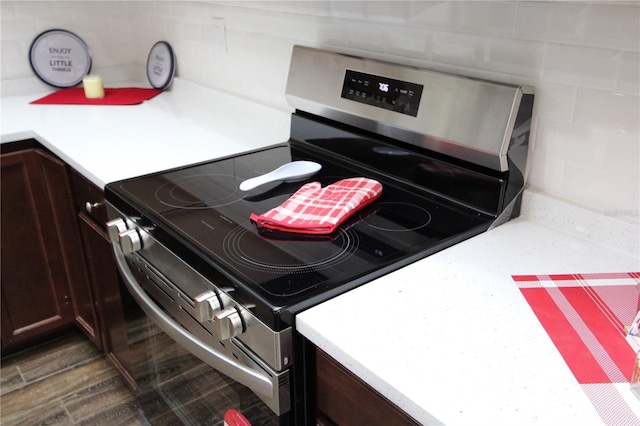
[341,69,423,117]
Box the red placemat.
[30,87,162,105]
[514,272,640,425]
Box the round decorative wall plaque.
[147,41,176,90]
[29,29,92,88]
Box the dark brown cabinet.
[316,348,420,426]
[1,140,134,386]
[70,169,135,388]
[0,147,95,349]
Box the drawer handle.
[85,201,102,213]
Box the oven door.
[120,299,281,425]
[108,218,288,424]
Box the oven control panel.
[341,69,423,117]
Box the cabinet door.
[0,149,78,348]
[77,211,135,388]
[70,168,135,388]
[316,348,420,426]
[39,150,101,348]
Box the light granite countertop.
[1,77,291,189]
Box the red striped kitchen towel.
[250,177,382,235]
[514,272,640,425]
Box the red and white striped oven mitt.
[250,177,383,235]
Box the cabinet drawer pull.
[85,201,102,213]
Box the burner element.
[155,174,241,209]
[223,223,359,275]
[360,202,431,232]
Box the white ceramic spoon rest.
[239,161,322,192]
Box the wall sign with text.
[29,29,92,88]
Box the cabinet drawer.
[70,169,107,225]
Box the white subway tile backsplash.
[225,6,314,42]
[314,18,349,48]
[515,2,587,44]
[230,34,292,105]
[0,18,38,41]
[538,120,608,170]
[386,26,429,59]
[617,52,640,94]
[230,1,329,17]
[534,82,577,123]
[457,1,517,37]
[12,0,53,20]
[1,39,30,77]
[179,39,207,82]
[544,44,619,90]
[483,37,545,79]
[51,2,90,27]
[365,1,410,25]
[89,2,128,21]
[162,18,182,50]
[347,22,386,53]
[179,19,201,42]
[431,31,484,67]
[328,1,366,21]
[563,160,638,211]
[277,1,331,18]
[1,0,638,217]
[585,4,640,51]
[153,1,173,18]
[186,2,213,24]
[409,1,457,31]
[574,88,639,133]
[169,1,190,22]
[0,1,15,20]
[603,131,640,180]
[527,142,565,193]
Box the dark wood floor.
[1,326,330,426]
[1,331,144,425]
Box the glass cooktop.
[106,141,492,325]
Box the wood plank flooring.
[1,331,144,425]
[1,325,329,425]
[0,329,281,425]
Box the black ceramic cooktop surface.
[107,141,491,325]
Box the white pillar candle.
[82,75,104,99]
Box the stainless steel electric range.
[105,45,534,425]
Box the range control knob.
[214,307,245,341]
[106,218,127,244]
[194,291,223,322]
[118,229,142,254]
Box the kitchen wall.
[1,1,638,225]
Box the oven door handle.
[113,249,275,399]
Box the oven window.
[124,308,280,425]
